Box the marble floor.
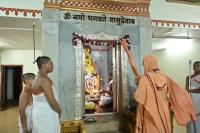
[96,131,123,133]
[0,106,19,133]
[0,105,185,133]
[85,114,122,133]
[1,106,121,133]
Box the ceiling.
[0,17,200,50]
[0,17,41,50]
[152,27,200,50]
[152,27,200,39]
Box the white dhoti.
[18,104,33,133]
[32,93,60,133]
[99,95,112,106]
[187,75,200,133]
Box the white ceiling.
[0,17,200,50]
[152,27,200,39]
[152,27,200,50]
[0,17,41,50]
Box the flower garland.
[72,33,131,49]
[0,7,42,17]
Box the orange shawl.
[134,55,196,133]
[166,76,196,125]
[135,72,171,133]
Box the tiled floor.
[0,106,19,133]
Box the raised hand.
[120,39,129,50]
[120,38,140,81]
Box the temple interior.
[0,0,200,133]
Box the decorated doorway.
[84,44,114,114]
[73,33,129,117]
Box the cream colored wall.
[152,39,200,133]
[153,39,200,88]
[0,0,43,9]
[0,50,42,74]
[150,0,200,23]
[0,0,43,18]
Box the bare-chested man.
[32,56,61,133]
[19,73,35,133]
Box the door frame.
[73,35,128,120]
[0,65,23,110]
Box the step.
[95,131,124,133]
[85,114,121,133]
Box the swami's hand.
[120,39,129,50]
[135,76,140,85]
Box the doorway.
[84,45,116,114]
[74,33,129,119]
[0,65,23,110]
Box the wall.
[42,9,152,120]
[150,0,200,22]
[1,0,200,23]
[152,39,200,133]
[0,0,43,9]
[0,0,43,18]
[152,39,200,88]
[1,50,42,74]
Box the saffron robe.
[135,72,196,133]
